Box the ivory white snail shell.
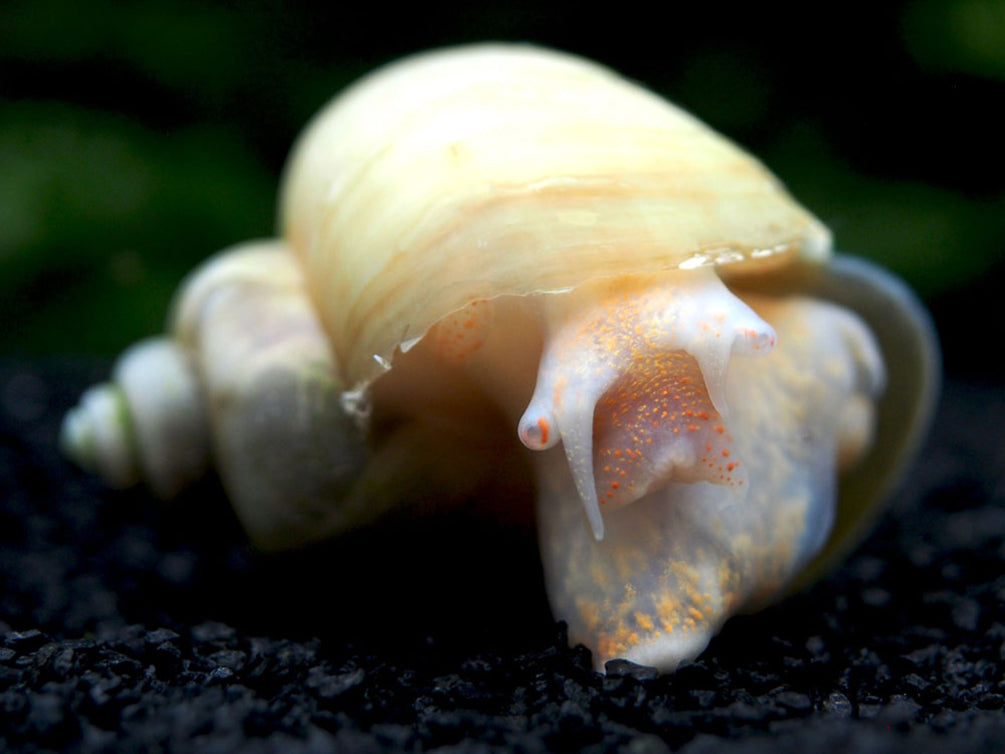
[61,44,940,672]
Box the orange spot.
[537,417,550,445]
[635,612,655,632]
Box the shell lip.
[349,232,828,395]
[785,253,941,592]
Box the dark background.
[2,1,1004,752]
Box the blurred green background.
[2,0,1003,377]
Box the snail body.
[61,44,939,672]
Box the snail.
[60,43,939,672]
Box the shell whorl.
[278,43,831,389]
[59,338,210,499]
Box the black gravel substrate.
[1,358,1003,753]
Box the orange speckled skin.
[531,290,883,670]
[518,269,779,540]
[373,269,884,672]
[594,349,742,506]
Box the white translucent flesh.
[517,267,776,539]
[531,293,885,671]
